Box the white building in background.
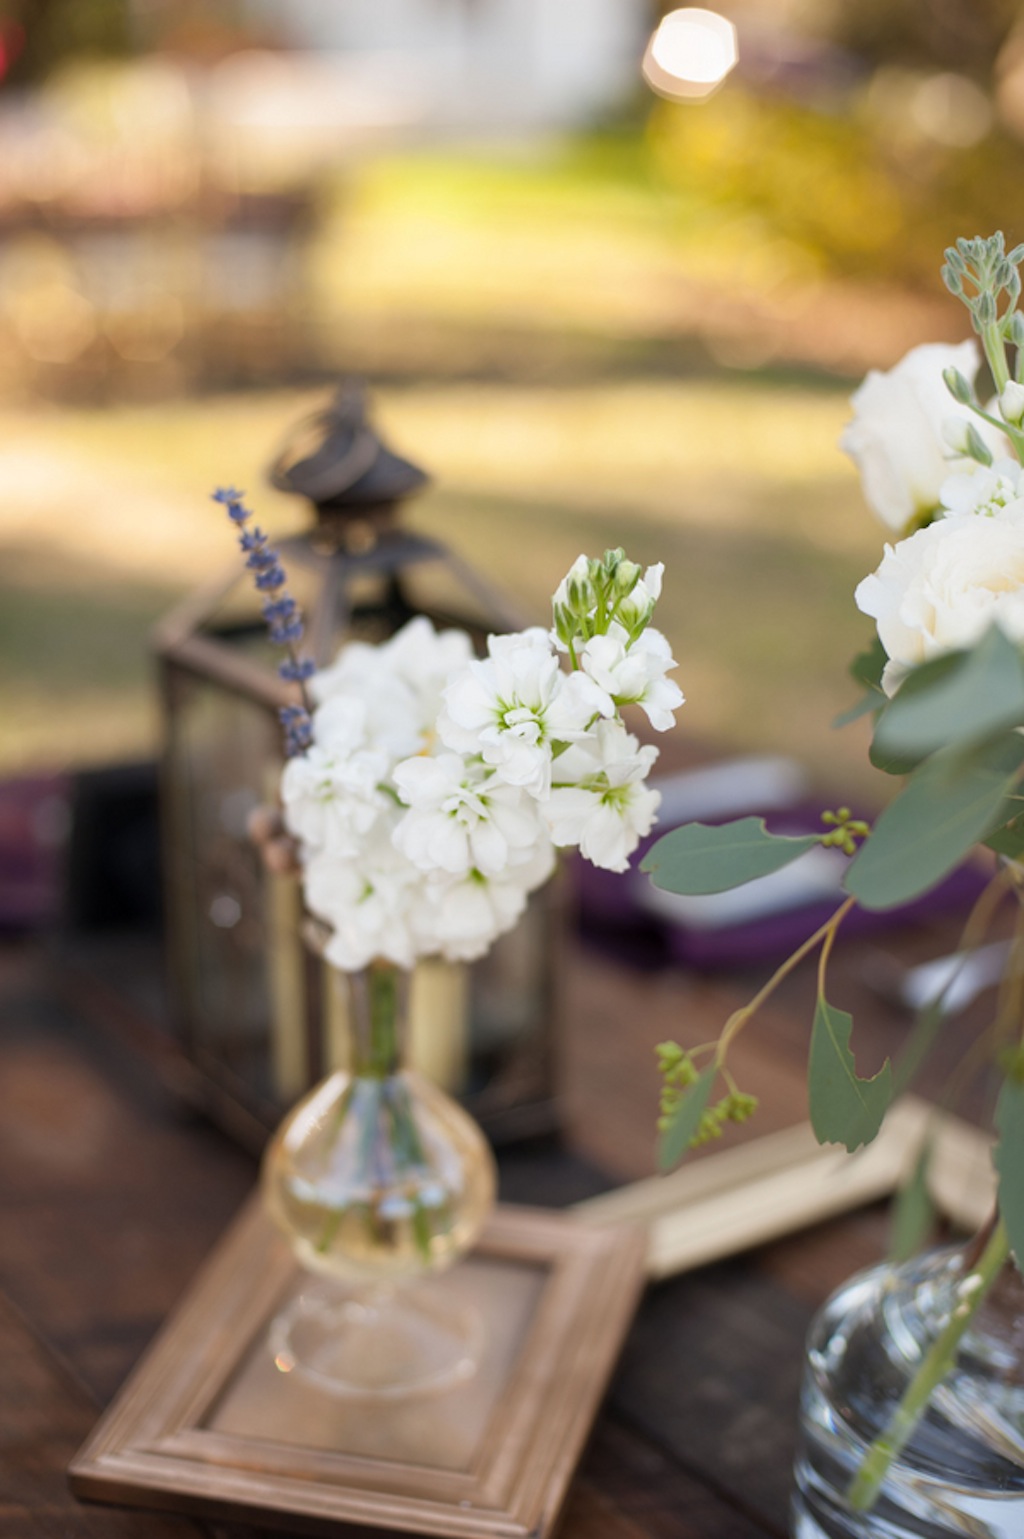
[240,0,650,134]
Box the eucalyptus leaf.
[809,996,892,1151]
[889,1141,935,1262]
[868,739,927,778]
[845,733,1024,911]
[658,1065,716,1171]
[995,1076,1024,1267]
[850,634,887,693]
[984,815,1024,861]
[642,818,819,896]
[872,628,1024,760]
[833,691,882,730]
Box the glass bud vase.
[261,960,497,1398]
[792,1240,1024,1539]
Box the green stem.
[982,320,1011,395]
[847,1220,1011,1512]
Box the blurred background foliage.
[2,0,1023,796]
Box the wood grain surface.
[0,918,993,1539]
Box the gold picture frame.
[71,1202,647,1539]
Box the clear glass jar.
[792,1242,1024,1539]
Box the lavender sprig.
[215,487,315,757]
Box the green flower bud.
[1009,243,1024,266]
[944,246,966,274]
[611,559,641,599]
[1000,380,1024,427]
[942,366,974,405]
[942,265,963,297]
[965,422,994,465]
[553,603,575,646]
[977,290,998,325]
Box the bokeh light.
[643,9,739,103]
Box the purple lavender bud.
[279,657,316,683]
[239,527,268,552]
[245,547,278,571]
[262,596,297,624]
[255,565,287,591]
[270,618,305,645]
[212,486,246,505]
[279,705,313,756]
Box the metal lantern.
[154,384,560,1150]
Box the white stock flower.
[412,841,556,962]
[313,668,423,760]
[310,617,473,757]
[305,838,419,971]
[439,630,609,797]
[840,341,1008,533]
[580,624,683,731]
[855,504,1024,694]
[546,719,661,872]
[614,562,665,633]
[552,554,591,612]
[392,753,544,877]
[939,458,1022,518]
[281,741,389,857]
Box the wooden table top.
[0,918,983,1539]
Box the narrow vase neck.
[348,963,409,1078]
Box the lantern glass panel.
[166,667,286,1111]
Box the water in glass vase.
[261,963,497,1397]
[263,1067,495,1284]
[792,1247,1024,1539]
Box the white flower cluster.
[280,557,683,970]
[842,340,1024,694]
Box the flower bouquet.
[644,233,1024,1537]
[218,498,683,1394]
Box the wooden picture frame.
[70,1202,647,1539]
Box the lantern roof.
[268,381,428,514]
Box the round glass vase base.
[792,1482,1024,1539]
[791,1252,1024,1539]
[269,1277,484,1401]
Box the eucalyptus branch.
[893,861,1015,1096]
[940,892,1024,1116]
[716,896,858,1065]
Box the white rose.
[840,341,1007,533]
[855,503,1024,694]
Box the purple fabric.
[0,774,71,929]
